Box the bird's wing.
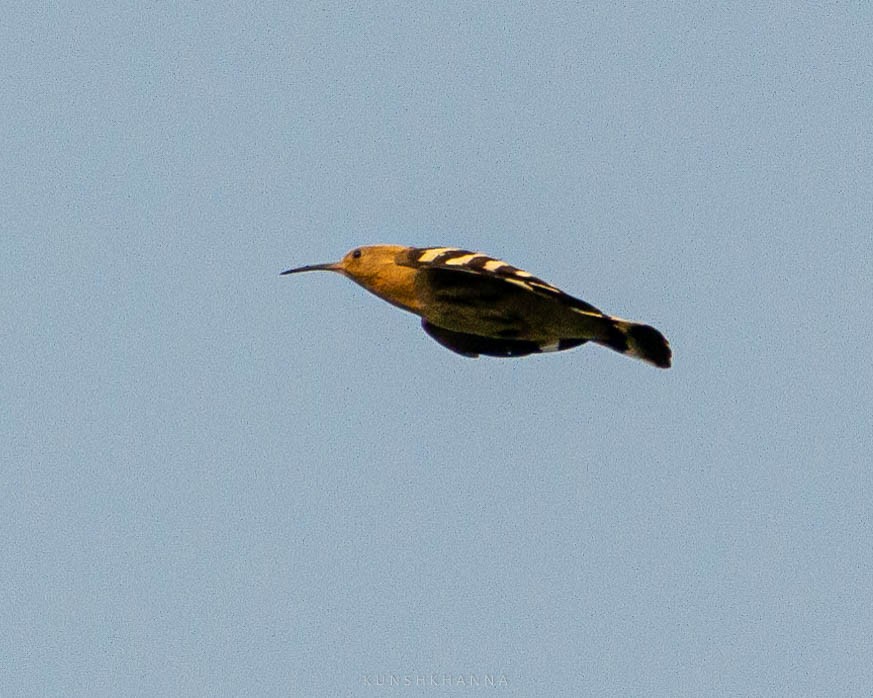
[420,319,587,358]
[396,247,605,317]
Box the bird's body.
[281,245,671,368]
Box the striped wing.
[396,246,605,318]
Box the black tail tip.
[628,324,672,368]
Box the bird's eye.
[352,248,362,259]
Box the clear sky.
[3,3,872,696]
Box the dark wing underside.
[421,319,587,358]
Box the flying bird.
[281,245,671,368]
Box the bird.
[281,245,671,368]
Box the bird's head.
[281,245,420,311]
[280,245,407,281]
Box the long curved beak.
[280,262,340,276]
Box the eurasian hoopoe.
[281,245,671,368]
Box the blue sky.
[3,3,872,696]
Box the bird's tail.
[594,317,672,368]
